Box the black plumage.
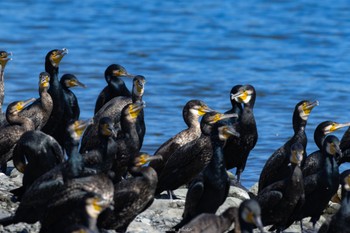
[258,100,318,193]
[149,99,213,177]
[173,123,239,229]
[318,170,350,233]
[11,130,64,200]
[155,112,237,196]
[179,206,237,233]
[257,142,304,232]
[223,84,258,182]
[94,64,134,114]
[98,154,161,232]
[19,72,53,130]
[41,48,68,146]
[81,75,146,153]
[0,98,36,173]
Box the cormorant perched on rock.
[40,187,111,233]
[0,50,11,127]
[223,84,258,183]
[11,130,64,200]
[41,48,68,147]
[0,98,36,173]
[302,121,350,177]
[19,72,53,130]
[289,135,341,230]
[258,100,318,193]
[318,170,350,233]
[173,123,239,229]
[257,142,304,232]
[149,99,213,177]
[94,64,134,114]
[178,207,237,233]
[155,112,237,196]
[81,75,146,153]
[97,153,162,232]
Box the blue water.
[1,0,350,188]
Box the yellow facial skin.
[39,74,50,89]
[129,102,145,119]
[299,100,319,121]
[0,51,11,69]
[50,48,68,67]
[9,98,36,115]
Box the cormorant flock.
[0,48,349,233]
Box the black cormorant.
[149,99,213,177]
[257,142,304,232]
[173,123,239,229]
[0,98,36,173]
[155,112,237,196]
[0,50,11,126]
[94,64,134,114]
[302,121,350,177]
[223,84,258,183]
[258,100,318,193]
[291,135,341,230]
[97,153,162,232]
[178,207,237,233]
[318,170,350,233]
[81,75,146,153]
[224,84,243,122]
[19,72,53,130]
[41,48,68,146]
[11,130,64,200]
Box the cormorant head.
[200,111,238,135]
[323,135,342,158]
[133,153,162,167]
[46,48,68,68]
[239,199,265,232]
[295,100,319,121]
[125,101,146,120]
[217,124,240,142]
[230,84,256,106]
[104,64,134,83]
[6,98,36,116]
[39,72,50,90]
[132,75,146,97]
[290,142,304,166]
[60,74,86,88]
[98,117,117,138]
[85,193,110,219]
[68,120,89,142]
[185,99,213,117]
[0,51,12,70]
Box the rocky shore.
[0,168,339,233]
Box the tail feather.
[0,215,17,226]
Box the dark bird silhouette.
[155,112,237,196]
[318,170,350,233]
[173,123,240,229]
[94,64,134,114]
[290,135,341,230]
[224,84,243,122]
[258,100,318,193]
[223,84,258,183]
[0,98,36,173]
[178,207,237,233]
[81,75,146,153]
[149,99,213,178]
[19,72,53,130]
[0,50,11,126]
[41,48,68,147]
[11,130,64,200]
[98,154,162,232]
[257,142,304,232]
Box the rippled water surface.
[1,0,350,187]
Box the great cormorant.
[258,100,318,193]
[0,98,36,173]
[223,84,258,183]
[19,72,53,130]
[94,64,134,114]
[173,123,239,229]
